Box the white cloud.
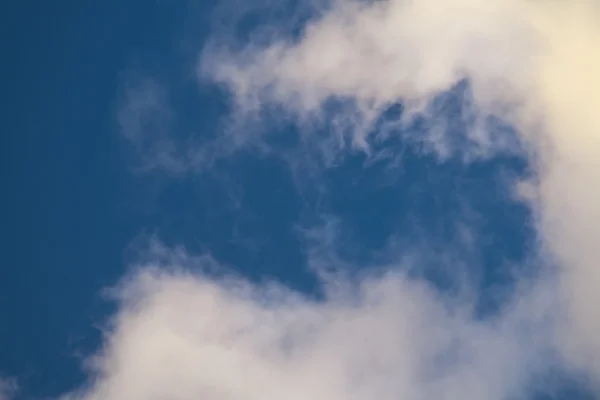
[200,0,600,387]
[61,245,558,400]
[63,0,600,398]
[200,0,539,160]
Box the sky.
[1,1,600,399]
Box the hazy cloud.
[116,75,195,173]
[0,377,17,400]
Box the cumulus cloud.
[200,0,538,159]
[60,0,600,398]
[61,245,558,400]
[200,0,600,387]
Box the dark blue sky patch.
[207,0,326,50]
[145,152,317,294]
[0,1,199,396]
[320,137,535,302]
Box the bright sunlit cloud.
[200,0,600,385]
[61,239,558,400]
[69,0,600,399]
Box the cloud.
[59,0,600,398]
[61,244,558,400]
[0,377,17,400]
[200,0,600,387]
[116,75,196,174]
[200,0,537,160]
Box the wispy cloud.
[116,75,196,174]
[0,376,17,400]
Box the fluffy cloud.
[63,0,600,398]
[201,0,600,387]
[61,248,557,400]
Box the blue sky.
[2,1,205,395]
[2,1,600,399]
